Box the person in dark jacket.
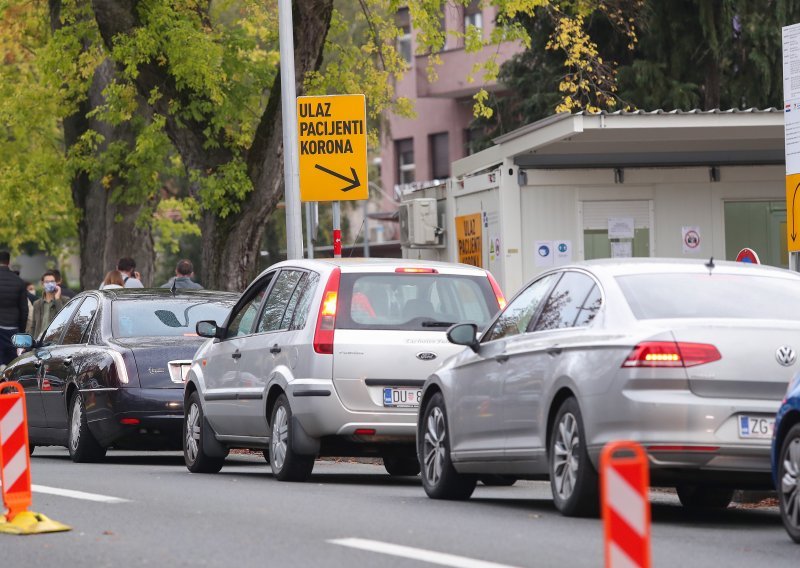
[161,259,203,289]
[0,251,29,366]
[29,271,66,339]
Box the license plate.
[738,415,775,439]
[383,387,422,408]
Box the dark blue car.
[772,371,800,543]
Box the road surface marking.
[32,484,130,504]
[328,538,520,568]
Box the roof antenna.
[170,277,178,295]
[705,256,715,274]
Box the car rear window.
[616,272,800,320]
[336,272,498,331]
[112,298,235,338]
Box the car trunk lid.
[111,336,206,389]
[669,320,800,400]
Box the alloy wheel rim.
[70,398,81,452]
[781,437,800,530]
[553,412,580,500]
[186,403,200,463]
[423,406,447,486]
[271,406,288,471]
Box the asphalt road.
[1,448,796,567]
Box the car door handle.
[494,353,509,363]
[63,357,73,366]
[546,347,562,357]
[270,344,281,354]
[231,351,242,360]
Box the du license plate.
[383,387,422,408]
[738,415,775,439]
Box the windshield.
[616,272,800,320]
[112,298,235,338]
[336,272,499,331]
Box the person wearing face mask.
[28,270,66,339]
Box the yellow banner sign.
[456,213,483,267]
[297,94,368,202]
[787,173,800,252]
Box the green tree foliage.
[475,0,800,144]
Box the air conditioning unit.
[399,198,440,247]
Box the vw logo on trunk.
[776,346,797,367]
[416,352,437,361]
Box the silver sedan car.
[417,258,800,516]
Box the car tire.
[548,397,599,517]
[269,394,315,482]
[383,456,420,476]
[419,392,476,500]
[184,392,226,474]
[480,475,517,487]
[676,485,734,510]
[777,423,800,543]
[68,392,106,463]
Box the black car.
[2,288,237,462]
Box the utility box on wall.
[399,198,441,247]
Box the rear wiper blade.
[421,321,456,327]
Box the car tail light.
[313,268,341,354]
[109,351,129,384]
[120,418,140,425]
[395,267,438,273]
[486,271,506,309]
[622,341,721,368]
[354,428,376,436]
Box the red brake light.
[314,268,341,354]
[395,267,438,273]
[120,418,140,425]
[486,271,506,310]
[622,341,721,368]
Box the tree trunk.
[53,2,156,290]
[91,0,334,292]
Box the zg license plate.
[738,415,775,439]
[383,387,422,408]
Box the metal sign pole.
[278,0,303,260]
[333,202,342,258]
[305,201,315,259]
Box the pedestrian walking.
[117,257,144,288]
[0,251,29,367]
[161,259,203,289]
[29,270,66,339]
[100,270,125,290]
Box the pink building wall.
[377,4,521,240]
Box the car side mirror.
[196,320,223,339]
[447,323,480,353]
[11,333,33,350]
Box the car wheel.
[184,392,226,473]
[549,397,599,517]
[419,392,476,500]
[269,394,315,482]
[68,392,106,463]
[383,456,420,476]
[778,423,800,543]
[480,475,517,487]
[676,485,734,510]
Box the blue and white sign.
[555,240,572,265]
[535,240,554,267]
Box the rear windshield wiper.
[421,321,456,327]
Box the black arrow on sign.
[793,181,800,242]
[314,164,361,193]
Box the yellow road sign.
[787,173,800,252]
[297,94,368,202]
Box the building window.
[396,138,415,185]
[463,0,483,32]
[396,8,412,64]
[430,132,450,179]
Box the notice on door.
[456,213,483,267]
